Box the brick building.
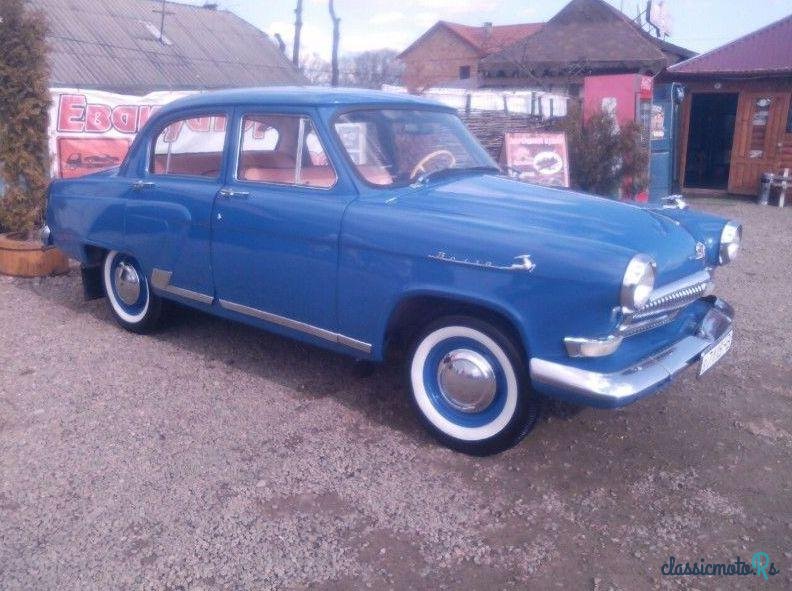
[398,21,542,92]
[399,0,692,95]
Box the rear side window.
[151,114,227,178]
[237,114,336,189]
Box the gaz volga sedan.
[43,88,740,455]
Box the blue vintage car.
[43,88,740,455]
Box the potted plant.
[0,0,68,277]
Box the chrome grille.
[619,270,713,337]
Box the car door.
[211,108,357,340]
[124,109,230,302]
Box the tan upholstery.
[243,166,337,188]
[153,152,223,177]
[356,165,393,185]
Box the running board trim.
[218,298,372,354]
[150,268,214,305]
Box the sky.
[173,0,792,60]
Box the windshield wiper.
[413,165,501,186]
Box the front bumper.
[529,297,734,408]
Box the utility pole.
[292,0,303,68]
[328,0,340,86]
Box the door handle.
[131,180,155,191]
[218,188,250,199]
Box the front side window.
[237,114,336,189]
[151,114,227,178]
[333,109,497,187]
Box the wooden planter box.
[0,232,70,277]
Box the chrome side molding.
[150,268,214,305]
[218,298,372,354]
[429,252,536,272]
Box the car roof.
[157,86,452,115]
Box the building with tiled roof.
[398,21,543,91]
[398,0,692,94]
[480,0,692,90]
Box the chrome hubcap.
[436,349,497,413]
[114,261,141,306]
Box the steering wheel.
[410,149,456,179]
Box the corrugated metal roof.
[669,14,792,76]
[31,0,306,94]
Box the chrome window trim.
[218,298,372,354]
[146,112,229,181]
[232,112,338,191]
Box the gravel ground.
[1,197,790,590]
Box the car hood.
[397,174,705,282]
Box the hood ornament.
[661,195,688,210]
[429,252,535,272]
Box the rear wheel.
[102,250,162,333]
[406,315,540,455]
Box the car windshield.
[334,108,499,187]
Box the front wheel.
[407,316,540,455]
[102,250,162,333]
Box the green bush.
[0,0,51,235]
[563,102,648,198]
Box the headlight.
[621,254,656,311]
[719,221,742,264]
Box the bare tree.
[292,0,303,67]
[328,0,340,86]
[300,53,331,85]
[342,50,403,89]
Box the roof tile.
[669,14,792,76]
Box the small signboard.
[500,132,570,188]
[335,122,368,165]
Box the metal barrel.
[758,172,774,206]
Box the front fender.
[652,207,734,267]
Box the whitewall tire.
[102,251,162,333]
[407,316,540,455]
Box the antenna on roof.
[153,0,174,45]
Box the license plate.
[699,330,733,376]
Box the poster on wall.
[651,104,665,140]
[48,88,196,178]
[500,132,569,188]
